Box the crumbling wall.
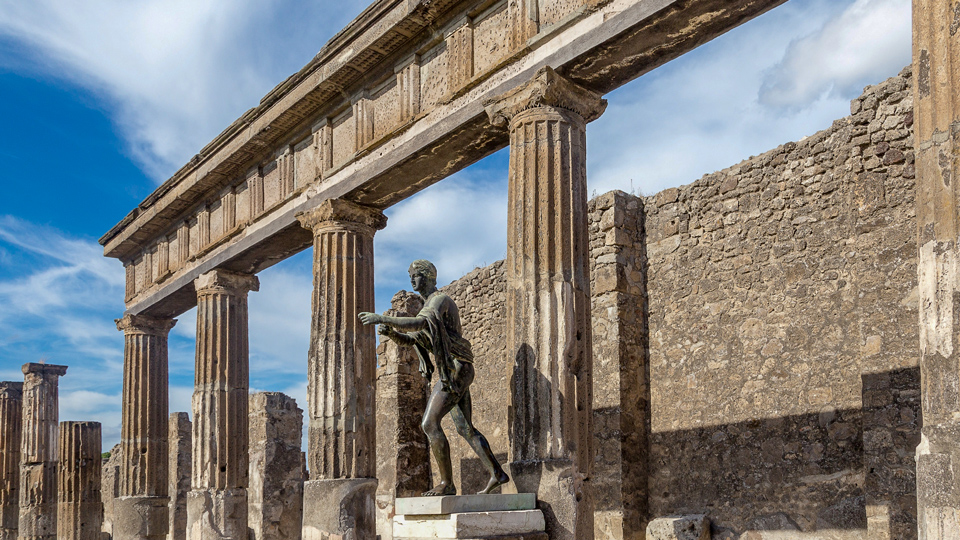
[431,66,921,538]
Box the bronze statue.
[359,259,509,496]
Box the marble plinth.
[396,494,535,516]
[394,510,544,538]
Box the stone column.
[296,198,386,540]
[114,314,176,540]
[484,66,606,540]
[914,1,960,538]
[375,291,430,540]
[187,269,258,540]
[57,421,102,540]
[169,413,191,540]
[0,382,23,540]
[18,362,68,540]
[248,392,304,540]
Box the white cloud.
[759,0,911,108]
[0,0,369,180]
[586,0,910,198]
[376,164,509,308]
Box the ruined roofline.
[98,0,450,252]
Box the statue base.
[394,494,545,539]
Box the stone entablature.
[100,0,786,318]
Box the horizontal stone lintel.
[112,0,785,318]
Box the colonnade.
[100,67,604,540]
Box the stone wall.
[423,66,921,538]
[642,66,918,539]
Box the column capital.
[115,314,177,336]
[0,381,23,398]
[21,363,68,377]
[194,269,260,296]
[483,66,607,127]
[296,198,387,235]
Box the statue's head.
[408,259,438,290]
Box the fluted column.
[485,66,606,540]
[0,382,23,540]
[114,314,176,540]
[18,362,68,540]
[913,1,960,538]
[57,421,102,540]
[186,269,258,540]
[296,198,386,540]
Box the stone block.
[186,489,247,540]
[303,478,377,540]
[113,496,169,540]
[395,493,536,515]
[394,510,545,538]
[645,515,710,540]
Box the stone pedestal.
[913,1,960,538]
[0,382,23,540]
[18,362,67,540]
[57,421,102,540]
[116,314,177,540]
[484,66,606,540]
[188,269,259,540]
[297,199,386,540]
[375,291,430,540]
[393,494,545,540]
[248,392,304,540]
[169,412,192,540]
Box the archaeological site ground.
[1,0,958,539]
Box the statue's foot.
[477,470,510,494]
[423,482,457,496]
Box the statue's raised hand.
[358,312,382,326]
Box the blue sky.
[0,0,911,449]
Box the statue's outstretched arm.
[380,325,416,346]
[358,312,427,332]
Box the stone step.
[394,509,545,538]
[396,494,536,516]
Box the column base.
[303,478,377,540]
[113,496,169,540]
[1,502,16,540]
[186,489,247,540]
[510,459,592,540]
[57,501,104,540]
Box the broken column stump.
[0,382,23,540]
[57,421,102,540]
[248,392,304,540]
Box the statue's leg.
[451,388,510,494]
[421,380,460,496]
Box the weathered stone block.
[248,392,304,540]
[303,478,377,540]
[114,496,170,540]
[186,489,247,540]
[645,515,709,540]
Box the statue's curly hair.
[408,259,437,282]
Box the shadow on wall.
[645,367,920,539]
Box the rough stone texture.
[0,382,22,540]
[57,421,102,540]
[169,413,192,540]
[101,444,122,538]
[297,199,385,540]
[375,291,430,540]
[301,478,377,540]
[643,67,918,538]
[18,363,67,540]
[588,191,648,540]
[912,2,960,538]
[248,392,304,540]
[484,66,603,540]
[645,515,710,540]
[188,269,259,540]
[116,314,177,540]
[431,68,922,539]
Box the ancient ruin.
[0,0,954,538]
